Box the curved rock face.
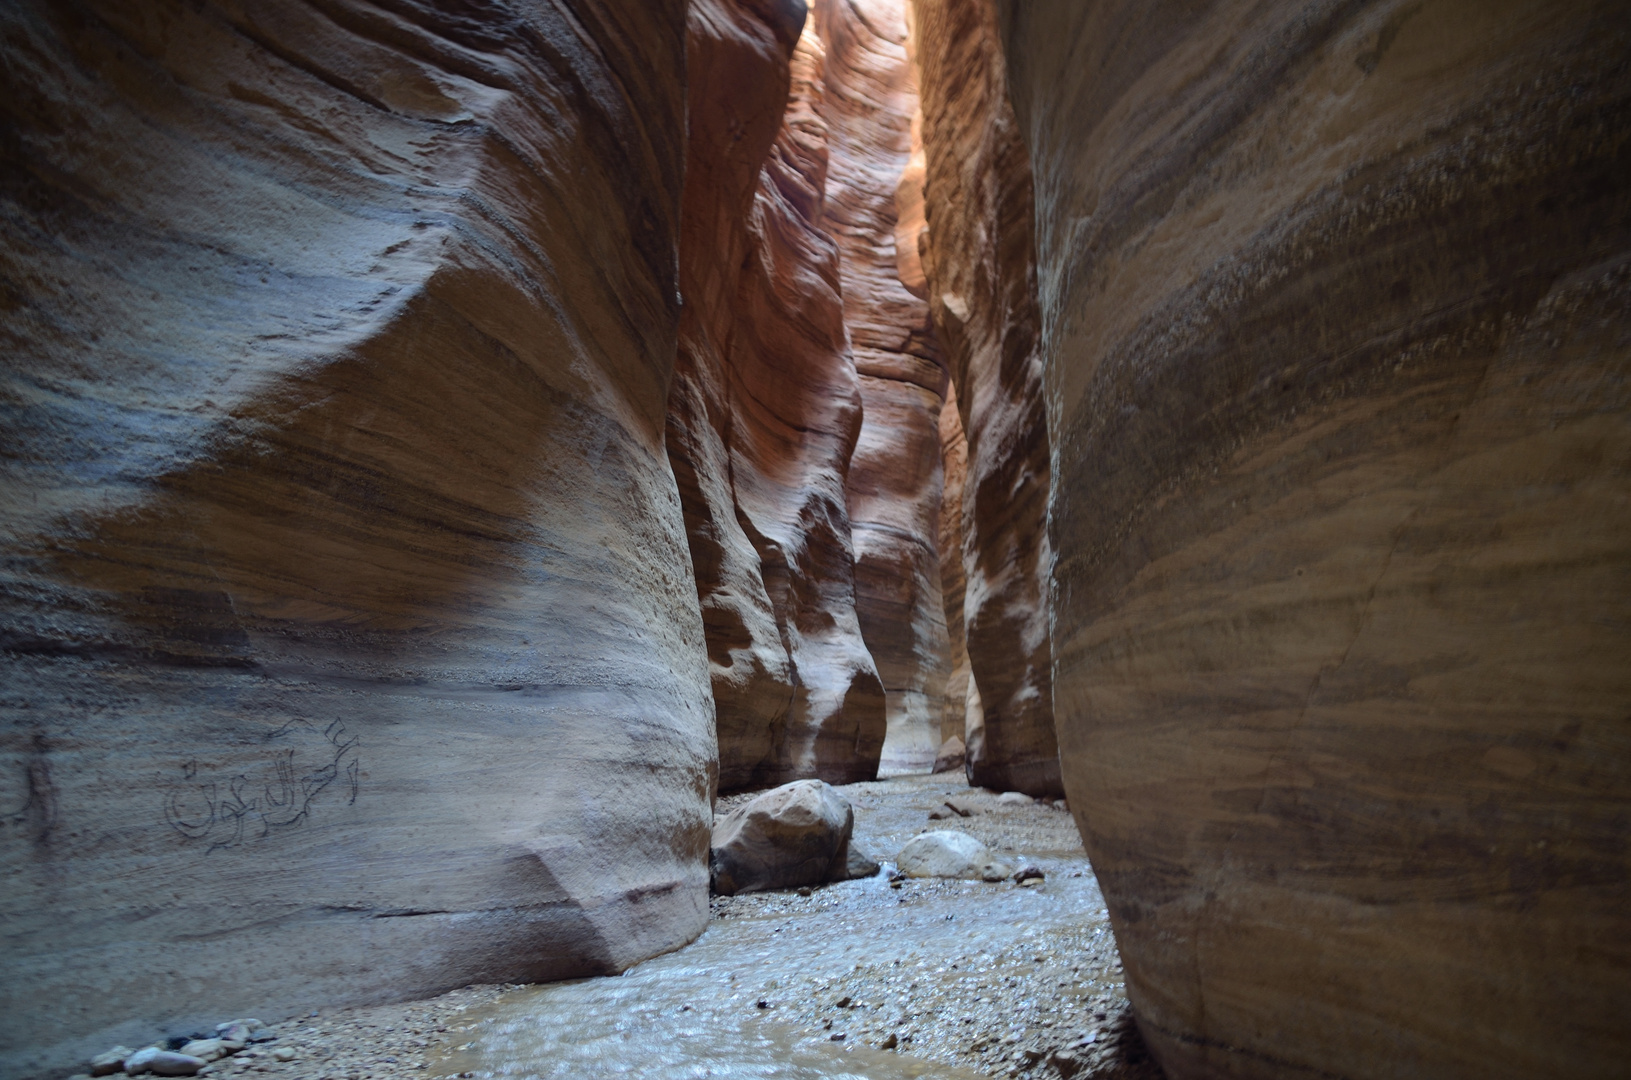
[0,1,712,1074]
[669,4,887,792]
[812,0,952,778]
[909,0,1059,795]
[999,0,1631,1076]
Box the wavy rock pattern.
[669,3,887,792]
[911,0,1058,794]
[0,1,711,1074]
[813,0,952,777]
[998,0,1631,1076]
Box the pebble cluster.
[708,875,1161,1079]
[67,988,510,1080]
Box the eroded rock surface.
[0,1,712,1075]
[813,0,952,778]
[999,0,1631,1076]
[910,0,1059,795]
[669,2,889,792]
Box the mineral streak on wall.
[0,2,714,1075]
[910,0,1059,794]
[998,0,1631,1076]
[935,384,975,751]
[668,0,888,792]
[812,0,953,778]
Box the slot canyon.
[0,0,1626,1078]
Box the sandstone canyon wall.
[910,0,1059,794]
[998,0,1631,1076]
[668,0,888,792]
[812,0,953,777]
[0,2,714,1075]
[935,386,976,751]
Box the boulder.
[895,831,1012,881]
[931,736,966,775]
[997,0,1631,1075]
[710,780,858,894]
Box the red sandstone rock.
[936,384,976,752]
[911,0,1059,794]
[669,4,887,791]
[811,0,951,777]
[0,1,710,1074]
[998,0,1631,1075]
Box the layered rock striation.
[0,1,712,1074]
[813,0,952,777]
[668,2,887,792]
[999,0,1631,1076]
[910,0,1058,795]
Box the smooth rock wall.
[812,0,952,777]
[0,1,711,1075]
[668,1,888,791]
[999,0,1631,1076]
[911,0,1059,794]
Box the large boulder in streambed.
[711,780,869,894]
[896,831,1012,882]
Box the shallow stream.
[428,775,1149,1080]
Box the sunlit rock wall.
[668,1,887,792]
[999,0,1631,1076]
[0,1,712,1075]
[811,0,951,777]
[910,0,1058,794]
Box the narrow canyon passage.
[2,0,1627,1079]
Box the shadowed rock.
[710,779,871,894]
[0,2,711,1074]
[997,0,1631,1075]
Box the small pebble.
[148,1051,208,1077]
[89,1046,132,1076]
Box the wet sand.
[190,775,1160,1080]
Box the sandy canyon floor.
[177,775,1161,1080]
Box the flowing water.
[429,775,1147,1080]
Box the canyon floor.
[186,775,1160,1080]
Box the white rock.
[178,1040,230,1062]
[270,1047,296,1062]
[895,831,1013,881]
[89,1046,132,1076]
[998,791,1032,805]
[122,1047,164,1075]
